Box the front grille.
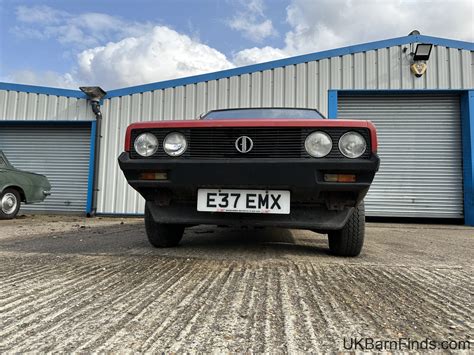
[130,127,372,159]
[190,128,305,158]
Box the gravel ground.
[0,215,472,352]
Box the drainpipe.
[80,86,107,217]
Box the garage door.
[0,125,91,213]
[338,94,463,218]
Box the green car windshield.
[0,152,13,168]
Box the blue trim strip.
[417,35,474,51]
[85,120,97,215]
[327,90,338,119]
[461,91,474,226]
[331,88,474,225]
[106,34,474,98]
[0,82,86,98]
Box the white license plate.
[197,189,290,214]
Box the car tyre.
[0,188,21,220]
[144,203,184,248]
[328,202,365,257]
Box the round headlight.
[134,133,158,157]
[163,132,187,156]
[304,131,332,158]
[338,131,367,158]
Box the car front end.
[119,111,379,258]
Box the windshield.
[0,152,12,168]
[202,108,325,120]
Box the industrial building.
[0,33,473,225]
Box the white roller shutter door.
[338,94,463,218]
[0,125,91,213]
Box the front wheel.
[144,203,184,248]
[0,189,21,220]
[328,202,365,257]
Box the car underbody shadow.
[0,220,332,260]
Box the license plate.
[197,189,290,214]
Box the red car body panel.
[124,119,378,153]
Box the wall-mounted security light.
[402,32,433,78]
[408,44,433,77]
[79,86,107,101]
[413,43,433,61]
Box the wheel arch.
[2,185,27,202]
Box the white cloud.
[229,18,276,42]
[9,23,236,90]
[12,5,154,48]
[233,46,287,66]
[10,5,235,89]
[15,5,67,25]
[284,0,473,52]
[5,70,78,89]
[8,1,473,89]
[227,0,277,42]
[233,0,474,65]
[244,0,266,15]
[76,26,234,89]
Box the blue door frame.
[327,89,474,226]
[0,120,97,215]
[85,120,97,215]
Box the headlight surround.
[163,132,187,156]
[304,131,333,158]
[338,131,367,158]
[134,133,158,157]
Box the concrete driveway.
[0,215,472,352]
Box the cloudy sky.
[0,0,472,90]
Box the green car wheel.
[0,188,21,220]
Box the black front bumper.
[118,152,379,230]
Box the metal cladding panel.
[0,90,94,121]
[338,94,463,218]
[218,78,229,109]
[229,76,240,107]
[284,65,296,107]
[239,74,250,107]
[0,125,91,213]
[97,44,473,214]
[195,81,205,109]
[273,68,284,106]
[262,70,272,106]
[97,98,144,214]
[185,84,196,119]
[251,72,261,107]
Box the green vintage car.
[0,151,51,219]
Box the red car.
[119,108,379,256]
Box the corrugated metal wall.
[338,94,463,218]
[0,90,93,121]
[97,44,473,214]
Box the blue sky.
[0,0,473,90]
